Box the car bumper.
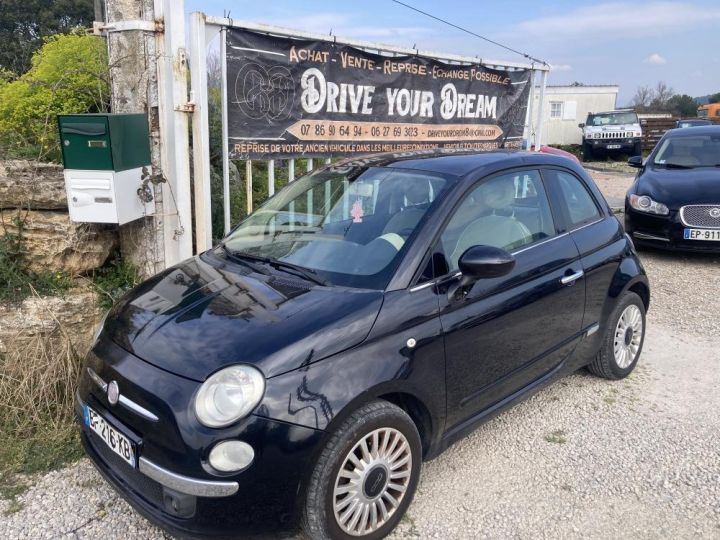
[625,206,720,252]
[77,337,324,538]
[587,137,641,152]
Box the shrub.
[92,256,142,309]
[0,32,108,161]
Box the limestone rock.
[1,210,117,274]
[0,160,67,210]
[0,287,104,357]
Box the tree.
[667,94,699,117]
[0,0,95,75]
[708,92,720,104]
[631,85,653,111]
[649,81,674,111]
[0,33,109,161]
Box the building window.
[550,101,563,119]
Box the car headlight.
[633,131,642,137]
[629,194,669,216]
[586,133,594,139]
[194,365,265,428]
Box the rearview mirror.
[449,245,515,300]
[628,155,643,168]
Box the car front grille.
[680,205,720,228]
[595,131,633,139]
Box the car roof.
[329,149,576,177]
[665,125,720,137]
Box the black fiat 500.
[625,125,720,251]
[77,151,649,539]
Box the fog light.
[208,441,254,472]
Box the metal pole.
[307,158,314,172]
[288,159,295,182]
[189,12,213,250]
[288,159,295,230]
[220,26,231,236]
[534,70,548,151]
[523,69,536,150]
[245,160,253,214]
[153,0,193,265]
[268,160,275,196]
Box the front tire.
[632,141,642,158]
[302,400,422,540]
[582,142,593,162]
[588,292,646,380]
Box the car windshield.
[222,165,452,289]
[588,112,639,126]
[652,134,720,168]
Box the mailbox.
[58,113,154,224]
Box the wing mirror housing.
[578,122,585,129]
[628,155,643,168]
[449,245,516,300]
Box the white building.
[532,85,619,146]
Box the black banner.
[226,28,531,159]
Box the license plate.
[607,144,621,149]
[684,228,720,241]
[82,403,136,467]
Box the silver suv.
[579,109,642,161]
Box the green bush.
[0,32,108,161]
[92,257,142,309]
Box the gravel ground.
[2,171,719,539]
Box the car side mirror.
[449,245,516,300]
[628,155,643,168]
[578,123,585,129]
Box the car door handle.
[561,270,584,285]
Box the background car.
[676,118,713,128]
[579,109,643,161]
[625,125,720,251]
[77,151,649,539]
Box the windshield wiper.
[222,249,328,286]
[219,244,270,275]
[659,162,694,169]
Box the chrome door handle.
[561,270,584,285]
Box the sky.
[185,0,720,104]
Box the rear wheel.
[588,292,646,380]
[302,400,422,540]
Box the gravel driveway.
[2,170,719,539]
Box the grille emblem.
[107,380,120,405]
[709,208,720,219]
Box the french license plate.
[684,228,720,241]
[607,144,622,149]
[82,403,136,467]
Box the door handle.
[561,269,584,285]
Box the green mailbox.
[57,113,154,225]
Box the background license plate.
[83,403,136,467]
[684,228,720,241]
[607,144,621,149]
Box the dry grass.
[0,327,85,500]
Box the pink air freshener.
[351,198,364,223]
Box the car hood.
[637,167,720,208]
[104,252,384,381]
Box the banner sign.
[226,28,531,159]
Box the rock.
[0,286,104,357]
[0,160,67,210]
[1,209,117,274]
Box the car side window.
[434,169,556,274]
[546,170,601,228]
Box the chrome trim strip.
[585,323,600,337]
[679,205,720,229]
[86,367,159,422]
[138,457,239,497]
[633,232,670,242]
[511,232,569,256]
[560,269,584,285]
[408,281,436,293]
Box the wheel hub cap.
[614,305,643,369]
[333,427,412,536]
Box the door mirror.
[578,122,585,129]
[628,155,643,168]
[459,245,516,279]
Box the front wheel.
[588,291,646,380]
[632,141,642,158]
[582,142,593,162]
[302,400,422,540]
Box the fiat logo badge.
[709,207,720,219]
[107,380,120,405]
